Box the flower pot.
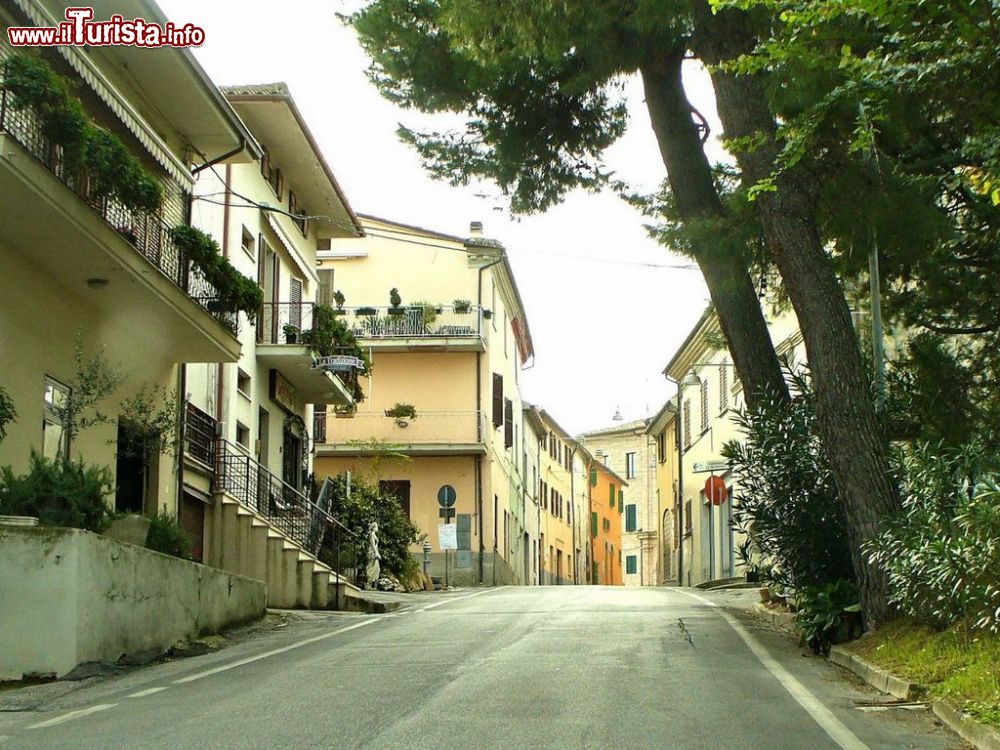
[388,307,406,316]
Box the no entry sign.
[704,476,728,506]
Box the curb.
[829,645,1000,750]
[932,699,1000,750]
[828,645,920,701]
[750,602,799,636]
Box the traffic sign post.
[437,486,458,588]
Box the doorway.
[114,422,145,514]
[523,532,530,586]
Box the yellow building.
[646,400,678,584]
[529,407,580,585]
[312,217,535,586]
[0,12,257,522]
[662,306,803,587]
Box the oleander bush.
[0,453,113,532]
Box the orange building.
[588,458,626,585]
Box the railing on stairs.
[213,439,362,588]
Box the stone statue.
[365,521,381,588]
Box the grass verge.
[844,619,1000,729]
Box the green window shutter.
[626,555,637,575]
[625,504,637,532]
[591,512,598,538]
[609,483,615,507]
[590,468,597,487]
[619,490,625,514]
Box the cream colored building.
[663,306,803,587]
[646,400,679,585]
[0,4,257,524]
[530,408,580,585]
[579,421,658,586]
[312,217,535,586]
[184,83,362,562]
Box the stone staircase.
[201,442,364,610]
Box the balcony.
[0,88,240,363]
[257,302,358,406]
[313,410,488,456]
[339,305,485,352]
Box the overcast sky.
[159,0,726,435]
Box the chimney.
[469,221,484,237]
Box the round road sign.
[704,476,728,506]
[437,484,457,508]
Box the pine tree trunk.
[639,52,788,410]
[692,3,900,626]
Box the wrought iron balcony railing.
[0,86,237,335]
[338,305,484,341]
[184,402,217,468]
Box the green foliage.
[412,301,438,326]
[145,510,191,559]
[83,124,162,213]
[56,338,124,459]
[723,365,855,591]
[385,403,417,419]
[115,386,177,466]
[389,287,402,307]
[452,299,472,314]
[0,386,16,443]
[867,443,1000,634]
[318,474,420,580]
[168,226,263,322]
[0,453,113,532]
[333,289,346,309]
[301,304,372,394]
[794,580,862,655]
[2,53,162,209]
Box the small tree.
[55,338,124,462]
[0,386,16,443]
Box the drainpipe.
[569,446,577,585]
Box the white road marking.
[415,589,495,612]
[173,617,381,685]
[675,589,869,750]
[26,704,117,730]
[126,687,169,699]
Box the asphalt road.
[0,587,965,749]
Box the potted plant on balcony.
[453,299,472,314]
[388,287,406,316]
[357,306,378,317]
[282,324,300,344]
[413,301,439,327]
[332,290,346,314]
[483,309,493,320]
[385,403,417,420]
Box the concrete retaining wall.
[0,526,266,680]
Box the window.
[503,310,508,358]
[720,362,729,412]
[609,482,616,508]
[236,421,250,450]
[492,373,503,427]
[241,226,255,259]
[288,191,307,236]
[504,398,513,448]
[700,377,709,433]
[625,504,637,533]
[237,369,251,398]
[625,452,636,479]
[261,147,283,198]
[317,269,335,308]
[379,480,412,518]
[42,376,70,459]
[603,518,611,532]
[591,512,598,537]
[657,430,666,464]
[589,468,597,487]
[626,555,637,575]
[619,489,624,514]
[684,499,693,535]
[683,400,692,448]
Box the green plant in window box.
[385,403,417,420]
[357,306,378,317]
[453,299,472,314]
[333,290,346,310]
[83,123,163,213]
[412,301,439,326]
[482,309,493,320]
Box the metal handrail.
[0,85,237,335]
[337,305,484,340]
